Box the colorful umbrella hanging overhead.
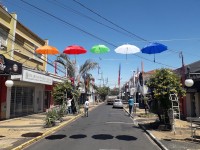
[90,45,110,54]
[141,42,168,62]
[63,45,87,55]
[63,45,87,64]
[35,45,59,55]
[115,44,140,59]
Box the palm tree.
[55,54,98,103]
[55,53,75,77]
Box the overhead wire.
[20,0,116,48]
[49,0,140,40]
[72,0,148,42]
[72,0,200,64]
[0,28,67,74]
[18,0,180,69]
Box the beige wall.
[0,6,47,72]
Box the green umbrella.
[90,45,110,54]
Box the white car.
[113,99,123,108]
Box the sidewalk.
[1,103,200,150]
[0,103,101,150]
[124,105,200,150]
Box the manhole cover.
[21,132,43,137]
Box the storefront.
[0,54,22,120]
[6,69,53,119]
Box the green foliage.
[72,88,81,113]
[97,86,110,100]
[109,88,119,96]
[44,104,67,127]
[146,68,186,122]
[52,80,73,105]
[57,104,67,120]
[44,108,57,127]
[147,68,185,101]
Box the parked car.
[113,99,123,108]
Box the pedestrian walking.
[128,96,134,116]
[84,98,89,117]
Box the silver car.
[113,99,123,108]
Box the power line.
[1,28,67,74]
[49,0,139,40]
[20,0,117,48]
[17,0,180,69]
[72,0,148,42]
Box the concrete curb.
[12,113,83,150]
[138,124,168,150]
[123,107,168,150]
[12,103,104,150]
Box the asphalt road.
[25,103,160,150]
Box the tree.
[97,86,110,101]
[55,54,98,103]
[52,80,73,105]
[146,68,186,123]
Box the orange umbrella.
[35,45,59,55]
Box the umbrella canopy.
[90,45,110,54]
[141,42,167,54]
[115,44,140,59]
[115,44,140,54]
[35,45,59,55]
[63,45,87,55]
[141,42,168,62]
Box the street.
[25,103,160,150]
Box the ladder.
[169,93,180,119]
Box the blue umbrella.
[141,42,168,62]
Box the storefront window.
[10,86,34,118]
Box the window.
[0,27,8,49]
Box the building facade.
[0,5,64,120]
[175,61,200,118]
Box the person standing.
[71,98,77,114]
[84,98,89,117]
[128,96,134,116]
[67,98,72,114]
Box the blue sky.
[2,0,200,88]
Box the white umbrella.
[115,44,140,59]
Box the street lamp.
[184,66,198,138]
[5,80,14,88]
[185,79,194,87]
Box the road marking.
[99,149,120,150]
[106,122,135,124]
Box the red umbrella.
[63,45,87,55]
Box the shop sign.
[0,54,22,75]
[22,70,53,85]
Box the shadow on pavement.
[21,132,43,137]
[45,134,66,140]
[115,135,137,141]
[69,134,87,139]
[92,134,114,140]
